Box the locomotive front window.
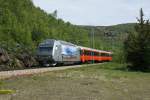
[39,47,53,52]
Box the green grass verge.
[0,62,150,100]
[0,90,15,94]
[62,62,149,78]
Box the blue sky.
[33,0,150,26]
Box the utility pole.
[91,27,94,63]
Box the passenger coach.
[79,46,112,63]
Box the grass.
[0,90,15,94]
[0,62,150,100]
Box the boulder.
[0,48,10,64]
[11,58,24,68]
[17,52,38,67]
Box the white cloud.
[33,0,150,26]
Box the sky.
[33,0,150,26]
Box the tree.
[124,8,150,71]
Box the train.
[36,39,112,66]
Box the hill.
[79,23,136,50]
[0,0,136,69]
[80,23,135,36]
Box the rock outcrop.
[0,48,10,65]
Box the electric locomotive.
[36,39,80,66]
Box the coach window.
[86,51,88,55]
[88,51,91,55]
[100,53,103,56]
[106,53,109,57]
[85,51,88,55]
[94,52,98,56]
[101,53,104,56]
[98,52,100,56]
[87,51,90,55]
[90,51,94,56]
[84,50,88,55]
[89,51,92,55]
[94,52,96,56]
[96,52,99,56]
[84,50,87,55]
[99,53,101,56]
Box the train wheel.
[51,63,57,67]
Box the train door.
[53,44,62,63]
[81,49,85,63]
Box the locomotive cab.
[36,39,56,66]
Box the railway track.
[0,63,102,80]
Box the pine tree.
[124,8,150,71]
